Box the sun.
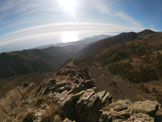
[58,0,76,13]
[61,31,79,43]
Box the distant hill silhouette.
[0,35,109,78]
[0,46,72,78]
[76,29,155,59]
[76,29,162,83]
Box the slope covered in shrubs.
[84,30,162,83]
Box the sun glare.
[61,31,79,43]
[58,0,76,13]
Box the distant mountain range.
[1,30,162,122]
[2,29,162,81]
[36,35,109,49]
[76,29,155,59]
[0,35,109,78]
[76,29,162,83]
[72,29,162,105]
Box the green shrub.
[109,63,133,77]
[109,62,159,83]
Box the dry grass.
[41,104,64,122]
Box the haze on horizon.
[0,0,162,52]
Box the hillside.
[0,35,109,79]
[77,30,162,83]
[74,30,162,105]
[0,46,75,78]
[1,30,162,122]
[76,29,155,59]
[0,61,161,122]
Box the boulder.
[108,99,131,112]
[111,113,154,122]
[100,100,132,120]
[76,89,112,111]
[50,64,162,122]
[127,113,154,122]
[70,80,94,94]
[99,99,161,122]
[128,100,160,116]
[53,86,112,122]
[86,91,112,110]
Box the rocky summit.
[0,61,162,122]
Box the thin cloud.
[1,22,144,37]
[0,22,144,46]
[0,0,151,50]
[116,12,143,28]
[0,32,60,46]
[93,0,143,28]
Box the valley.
[0,30,162,122]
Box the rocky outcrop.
[99,99,161,122]
[49,65,112,122]
[1,61,162,122]
[129,100,160,116]
[44,63,162,122]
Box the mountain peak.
[139,29,155,35]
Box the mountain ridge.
[0,35,109,78]
[0,29,162,121]
[36,35,109,49]
[76,29,156,59]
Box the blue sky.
[0,0,162,52]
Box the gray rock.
[70,80,94,93]
[100,99,161,122]
[108,99,131,112]
[77,88,95,105]
[127,113,154,122]
[50,65,162,122]
[128,100,160,116]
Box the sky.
[0,0,162,52]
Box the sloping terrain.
[0,72,48,99]
[0,61,161,122]
[0,46,76,78]
[74,29,162,104]
[76,29,155,59]
[0,35,109,79]
[81,30,162,83]
[0,30,162,121]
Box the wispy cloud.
[99,1,142,27]
[90,0,143,28]
[0,0,148,51]
[115,12,143,27]
[0,0,60,21]
[0,0,25,20]
[0,22,144,47]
